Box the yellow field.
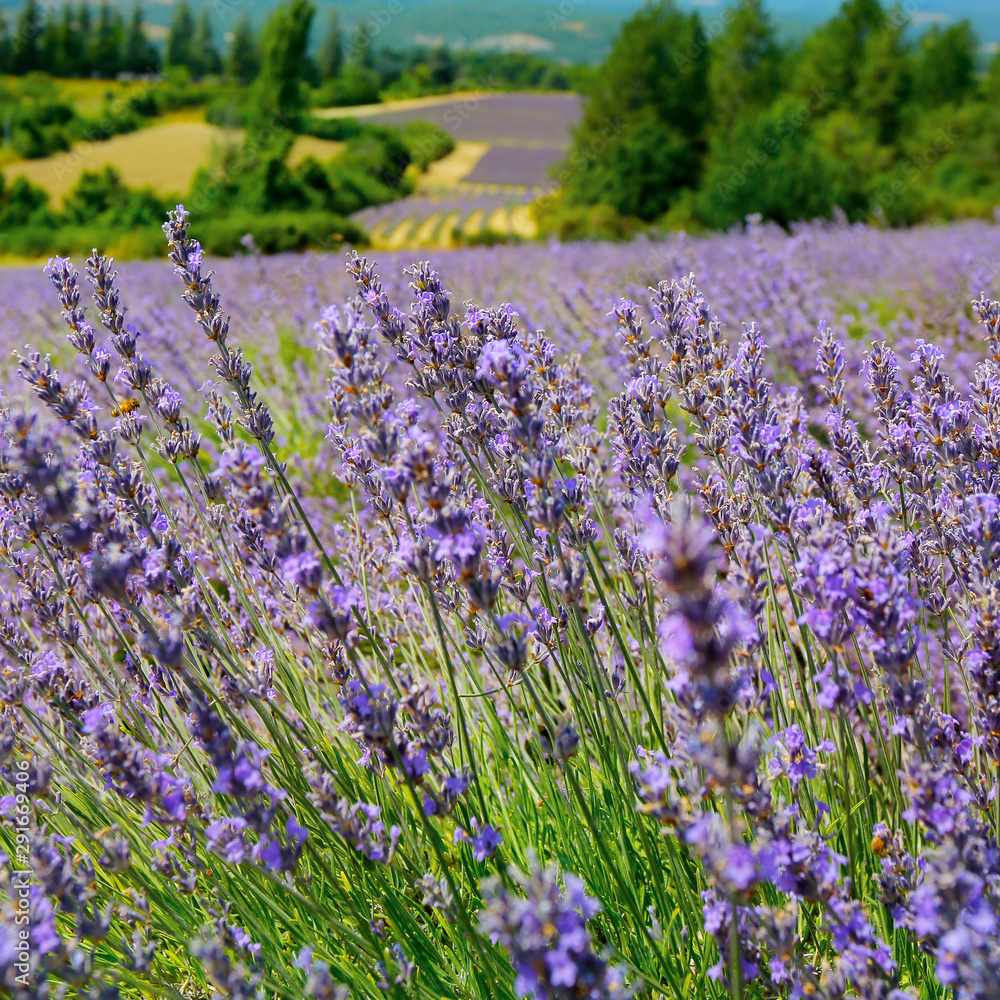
[2,122,346,205]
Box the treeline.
[549,0,1000,235]
[0,0,580,98]
[0,1,160,77]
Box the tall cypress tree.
[316,8,342,81]
[38,7,62,75]
[227,13,260,84]
[192,8,221,77]
[122,4,159,75]
[250,0,315,132]
[77,2,94,73]
[165,0,195,71]
[13,0,43,74]
[350,20,373,70]
[0,12,11,75]
[58,3,83,76]
[93,1,124,77]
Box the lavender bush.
[2,209,1000,1000]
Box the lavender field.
[3,212,1000,1000]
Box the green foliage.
[552,0,1000,237]
[0,164,170,257]
[194,209,364,255]
[250,0,315,132]
[312,67,381,108]
[400,121,454,171]
[317,8,344,82]
[911,21,977,108]
[192,9,223,78]
[165,1,196,73]
[122,4,160,76]
[562,1,709,221]
[0,76,75,159]
[708,0,783,139]
[0,169,53,228]
[61,165,168,228]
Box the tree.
[58,3,86,76]
[708,0,783,139]
[852,15,911,144]
[428,46,455,88]
[316,8,342,81]
[122,4,159,75]
[38,8,62,74]
[92,1,124,77]
[562,1,710,219]
[192,8,222,77]
[227,13,259,84]
[912,21,977,108]
[987,47,1000,103]
[793,0,885,106]
[350,20,373,70]
[13,0,43,74]
[165,0,195,70]
[0,14,10,74]
[250,0,315,133]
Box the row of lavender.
[1,212,999,1000]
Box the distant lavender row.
[3,216,998,421]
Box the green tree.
[562,0,709,220]
[0,14,10,74]
[708,0,783,139]
[77,2,93,71]
[350,20,373,70]
[192,8,222,78]
[13,0,43,74]
[92,1,124,77]
[122,4,159,75]
[316,8,343,81]
[428,46,455,88]
[851,14,910,144]
[988,47,1000,102]
[912,21,977,107]
[250,0,315,133]
[58,4,85,76]
[38,9,62,74]
[227,13,260,84]
[793,0,885,106]
[165,0,195,70]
